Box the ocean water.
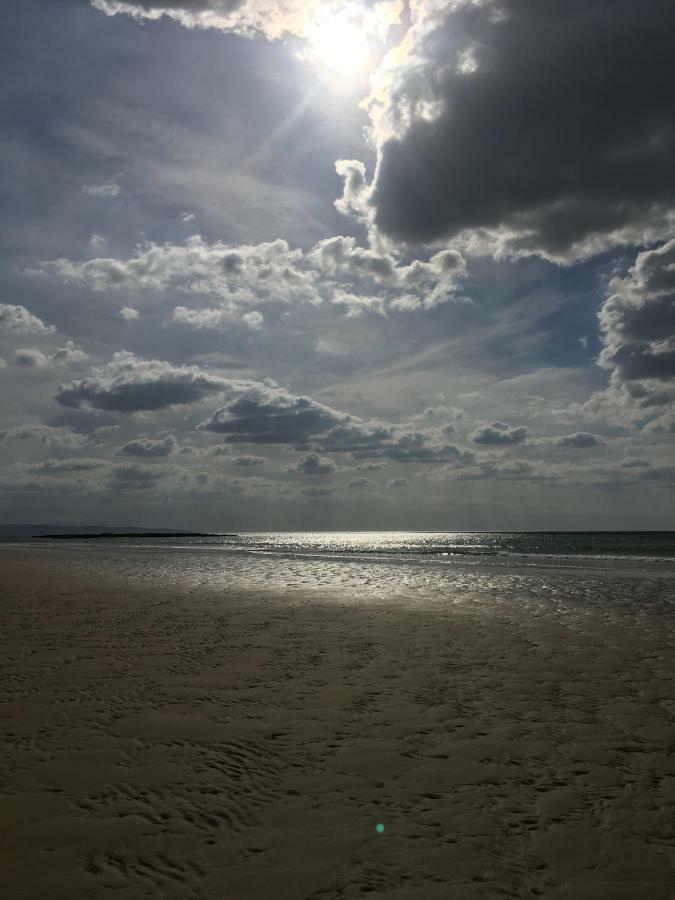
[5,531,674,622]
[218,530,675,561]
[20,529,674,565]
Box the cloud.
[90,233,108,253]
[553,432,602,449]
[90,0,320,40]
[322,421,474,464]
[35,232,467,323]
[445,458,534,482]
[200,380,476,464]
[118,434,178,457]
[292,451,337,475]
[109,463,166,489]
[231,454,266,466]
[14,348,49,367]
[620,457,650,469]
[55,351,229,412]
[301,485,335,497]
[310,235,396,283]
[36,237,318,328]
[172,305,263,330]
[120,307,139,321]
[334,159,370,220]
[11,342,87,370]
[310,235,465,307]
[242,311,264,329]
[330,289,386,318]
[0,423,89,448]
[81,183,120,197]
[387,477,409,489]
[348,476,370,488]
[366,0,675,260]
[443,456,675,488]
[52,342,88,367]
[0,304,54,334]
[200,381,345,445]
[595,239,675,425]
[470,421,528,446]
[644,411,675,433]
[25,457,106,475]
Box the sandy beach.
[1,551,674,898]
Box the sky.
[1,0,674,531]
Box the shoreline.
[1,554,673,898]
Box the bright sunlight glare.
[306,6,371,77]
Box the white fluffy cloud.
[34,233,467,329]
[592,239,675,429]
[90,0,321,40]
[81,183,120,198]
[0,304,54,334]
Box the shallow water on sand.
[6,536,675,627]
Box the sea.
[4,530,674,614]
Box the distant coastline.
[34,532,222,539]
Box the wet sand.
[1,554,674,898]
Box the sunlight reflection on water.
[7,532,675,628]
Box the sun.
[306,6,371,78]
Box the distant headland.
[35,532,222,539]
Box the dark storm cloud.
[200,383,344,445]
[200,381,475,464]
[369,0,675,259]
[55,353,229,412]
[553,432,602,449]
[118,435,178,457]
[470,421,527,446]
